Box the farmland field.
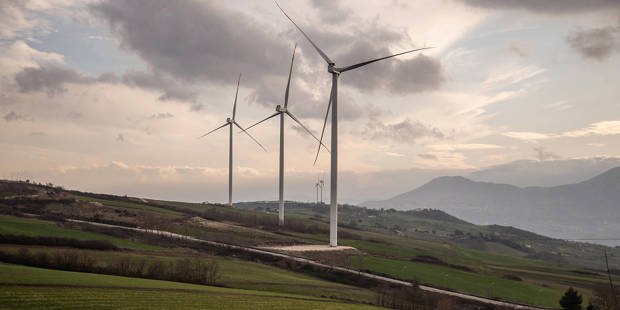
[2,181,616,308]
[0,263,383,310]
[0,215,163,250]
[350,255,562,307]
[0,245,377,303]
[73,195,182,216]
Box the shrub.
[560,287,583,310]
[0,234,117,251]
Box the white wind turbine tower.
[276,1,433,246]
[200,74,266,207]
[315,181,320,205]
[245,45,328,225]
[319,177,324,204]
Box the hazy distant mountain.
[468,157,620,187]
[362,167,620,245]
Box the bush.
[0,248,220,286]
[560,287,583,310]
[0,234,117,251]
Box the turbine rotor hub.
[226,117,232,123]
[276,105,286,112]
[327,63,340,74]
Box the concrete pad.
[261,245,357,252]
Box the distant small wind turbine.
[245,45,328,225]
[319,177,324,204]
[315,181,320,205]
[275,1,433,246]
[199,74,266,207]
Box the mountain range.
[468,157,620,187]
[362,166,620,245]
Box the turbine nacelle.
[327,63,340,74]
[276,105,287,113]
[226,117,233,123]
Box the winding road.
[68,219,553,310]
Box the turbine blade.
[234,121,267,152]
[243,112,280,132]
[285,111,329,152]
[232,74,241,120]
[198,122,229,138]
[284,44,297,108]
[274,1,333,64]
[339,47,434,73]
[313,82,334,166]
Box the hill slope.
[363,167,620,244]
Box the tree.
[560,287,583,310]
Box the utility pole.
[605,249,617,308]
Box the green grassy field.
[73,195,183,216]
[0,215,163,250]
[0,286,383,310]
[0,263,383,310]
[288,231,607,307]
[350,255,561,307]
[0,245,377,303]
[1,181,613,309]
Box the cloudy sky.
[1,0,619,204]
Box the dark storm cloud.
[14,64,95,96]
[458,1,620,62]
[361,118,444,143]
[90,0,442,108]
[13,62,198,102]
[121,71,198,102]
[246,77,365,121]
[388,55,443,94]
[457,0,620,14]
[90,0,288,84]
[566,25,620,61]
[305,23,442,94]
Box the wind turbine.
[200,74,266,207]
[275,1,433,246]
[315,181,320,205]
[244,45,328,225]
[319,177,324,204]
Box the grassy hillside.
[0,244,377,303]
[0,215,163,250]
[350,256,561,306]
[2,180,617,308]
[238,201,620,271]
[0,263,383,310]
